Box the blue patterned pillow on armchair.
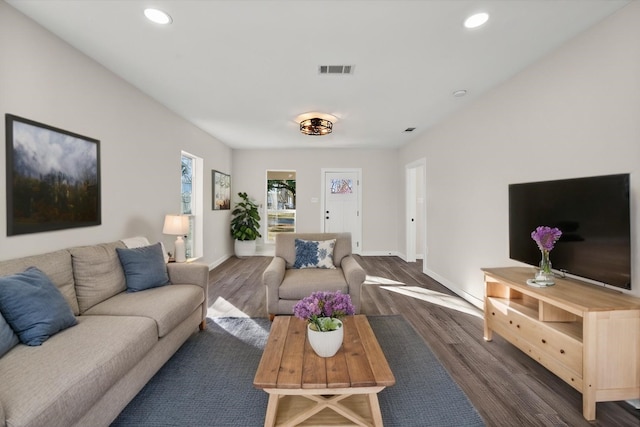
[293,239,337,269]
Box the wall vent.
[319,65,354,75]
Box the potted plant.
[293,291,355,357]
[230,192,261,258]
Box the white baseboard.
[360,250,402,257]
[357,254,484,310]
[207,255,231,271]
[422,267,484,310]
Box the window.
[266,170,296,242]
[181,152,203,259]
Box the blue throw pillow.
[116,242,170,292]
[0,309,19,357]
[0,267,77,346]
[293,239,337,269]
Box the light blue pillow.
[0,309,19,357]
[293,239,337,269]
[0,267,77,346]
[116,242,170,292]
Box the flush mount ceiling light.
[453,89,468,97]
[144,8,172,25]
[464,12,489,29]
[300,118,333,136]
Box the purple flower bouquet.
[293,290,355,332]
[531,226,562,282]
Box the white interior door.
[322,169,361,254]
[406,167,417,262]
[405,159,426,265]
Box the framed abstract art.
[5,114,101,235]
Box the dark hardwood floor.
[208,255,640,427]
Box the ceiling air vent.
[319,65,354,75]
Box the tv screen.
[509,174,631,290]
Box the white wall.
[232,148,400,255]
[0,2,233,267]
[400,2,640,302]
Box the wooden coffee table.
[253,315,395,427]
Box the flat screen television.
[509,174,631,290]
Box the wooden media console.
[482,267,640,421]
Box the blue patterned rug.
[111,315,485,426]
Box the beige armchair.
[262,232,366,319]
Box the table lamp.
[163,214,189,262]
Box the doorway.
[266,170,296,242]
[405,159,426,263]
[321,168,362,254]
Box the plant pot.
[234,240,256,258]
[307,319,343,358]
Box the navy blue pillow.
[0,309,19,357]
[0,267,77,346]
[116,243,170,292]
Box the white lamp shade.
[163,215,189,235]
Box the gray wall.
[2,1,638,304]
[232,148,400,255]
[399,2,640,301]
[0,2,233,267]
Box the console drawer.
[486,298,583,377]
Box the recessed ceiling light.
[144,8,172,25]
[453,89,467,97]
[464,12,489,29]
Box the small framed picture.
[212,170,230,210]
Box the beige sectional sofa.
[0,239,209,427]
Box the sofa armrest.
[167,262,209,288]
[263,257,286,315]
[167,262,209,327]
[341,255,366,313]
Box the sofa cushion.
[0,310,19,357]
[0,249,79,315]
[279,269,348,300]
[84,284,204,338]
[116,243,170,292]
[0,315,157,427]
[70,241,127,313]
[293,238,337,269]
[0,267,77,346]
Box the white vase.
[307,319,343,358]
[234,240,256,258]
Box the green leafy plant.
[230,192,261,241]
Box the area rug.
[111,316,485,427]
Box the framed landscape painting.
[212,170,231,210]
[5,114,101,236]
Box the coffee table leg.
[264,392,280,427]
[368,393,384,427]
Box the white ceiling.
[6,0,630,150]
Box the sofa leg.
[269,314,275,322]
[199,320,206,330]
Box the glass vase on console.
[535,250,554,284]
